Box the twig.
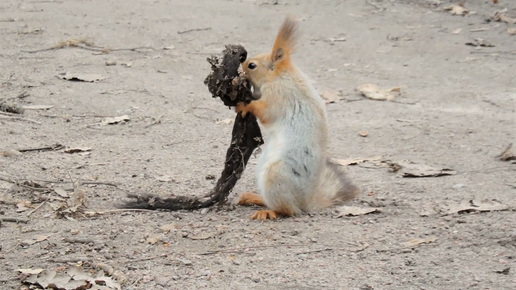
[17,144,64,152]
[121,252,173,264]
[1,217,29,223]
[0,176,119,188]
[0,91,30,103]
[0,115,41,124]
[178,27,212,34]
[45,256,92,263]
[84,209,158,216]
[63,237,96,244]
[27,201,46,216]
[296,243,370,255]
[198,244,304,255]
[366,0,384,11]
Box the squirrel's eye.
[248,62,257,70]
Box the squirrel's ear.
[271,48,284,63]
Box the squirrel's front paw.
[235,102,248,118]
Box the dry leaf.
[146,235,162,244]
[497,143,515,161]
[21,266,121,290]
[160,223,178,233]
[22,105,54,110]
[331,156,383,166]
[443,200,509,215]
[102,115,130,125]
[54,187,69,198]
[452,28,463,35]
[16,268,44,275]
[189,234,214,240]
[21,235,50,246]
[466,38,495,47]
[402,236,437,248]
[155,175,173,182]
[320,89,343,104]
[444,5,469,16]
[492,11,516,24]
[328,37,346,42]
[216,118,234,125]
[64,147,92,154]
[396,161,456,177]
[337,206,381,217]
[356,84,397,101]
[57,73,106,82]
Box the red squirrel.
[236,15,360,220]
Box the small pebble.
[105,60,117,66]
[2,149,22,157]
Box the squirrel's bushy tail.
[311,159,360,210]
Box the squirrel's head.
[242,15,298,96]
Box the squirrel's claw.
[251,210,278,220]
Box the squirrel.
[235,15,360,220]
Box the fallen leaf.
[160,223,178,233]
[57,73,106,82]
[328,37,346,42]
[216,118,234,125]
[470,27,489,32]
[189,234,214,240]
[320,89,343,104]
[21,234,50,246]
[444,5,469,16]
[54,187,69,198]
[102,115,130,125]
[356,84,398,101]
[452,28,463,35]
[331,156,383,166]
[492,11,516,24]
[155,175,173,182]
[402,236,437,248]
[496,143,516,161]
[16,268,44,275]
[21,105,54,110]
[396,161,456,177]
[495,267,511,275]
[443,200,509,215]
[466,38,495,47]
[146,235,161,245]
[337,206,381,217]
[64,147,92,154]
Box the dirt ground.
[1,0,515,289]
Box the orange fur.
[238,192,265,207]
[270,15,298,72]
[251,210,277,220]
[235,100,269,124]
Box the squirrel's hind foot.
[251,210,278,220]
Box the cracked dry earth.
[1,0,515,289]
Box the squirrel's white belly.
[255,125,288,197]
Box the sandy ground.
[1,0,515,289]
